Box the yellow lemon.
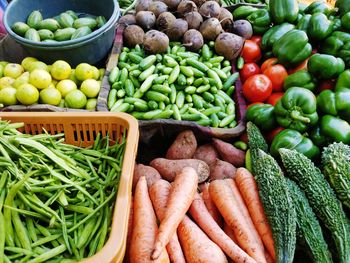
[56,79,77,97]
[51,60,72,80]
[65,89,87,109]
[0,87,17,106]
[4,63,24,79]
[86,98,97,110]
[40,87,62,106]
[27,61,49,72]
[13,72,30,89]
[16,83,39,105]
[75,63,94,81]
[21,57,38,71]
[91,66,100,80]
[0,77,15,90]
[29,69,52,89]
[80,79,101,98]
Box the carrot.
[178,215,228,263]
[235,168,275,261]
[189,193,257,263]
[149,180,186,263]
[201,183,223,227]
[224,223,238,244]
[129,176,169,263]
[133,164,161,191]
[124,197,134,263]
[152,167,198,260]
[265,250,275,263]
[209,180,266,263]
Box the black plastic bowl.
[4,0,120,66]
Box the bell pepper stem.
[290,110,310,123]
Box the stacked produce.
[0,58,104,109]
[0,120,126,262]
[11,10,106,43]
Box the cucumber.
[39,19,60,31]
[54,28,76,41]
[73,17,97,30]
[11,22,30,36]
[27,10,43,29]
[96,16,106,28]
[24,28,40,42]
[70,26,92,40]
[38,29,54,40]
[59,12,75,28]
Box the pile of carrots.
[125,130,275,263]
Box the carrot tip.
[151,248,160,260]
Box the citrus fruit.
[0,77,15,90]
[56,79,77,97]
[92,66,99,80]
[75,63,94,81]
[27,61,49,72]
[86,98,97,110]
[99,68,105,81]
[0,65,4,78]
[21,57,38,70]
[69,69,80,85]
[65,89,87,109]
[13,72,30,89]
[4,63,24,79]
[40,87,62,106]
[0,87,17,105]
[51,60,72,80]
[0,61,8,68]
[58,99,65,108]
[16,83,39,105]
[29,69,52,89]
[80,79,101,98]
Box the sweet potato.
[212,138,245,167]
[150,158,210,183]
[193,143,219,166]
[165,130,197,159]
[133,164,161,191]
[209,159,237,181]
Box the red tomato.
[266,127,285,143]
[241,40,262,63]
[318,79,335,93]
[263,64,288,92]
[288,58,309,74]
[266,92,284,106]
[250,36,262,47]
[240,132,248,144]
[243,74,272,103]
[261,58,278,72]
[240,63,261,83]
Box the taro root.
[166,18,188,41]
[215,32,245,60]
[161,0,181,10]
[219,7,234,32]
[123,25,145,47]
[144,30,169,53]
[177,0,198,16]
[233,20,253,39]
[156,12,176,31]
[184,11,203,29]
[183,29,204,51]
[136,11,156,31]
[199,1,221,18]
[118,14,136,26]
[148,1,168,17]
[199,18,223,41]
[135,0,152,13]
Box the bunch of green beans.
[108,41,239,129]
[0,120,126,263]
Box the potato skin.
[133,164,162,190]
[193,143,219,166]
[209,159,237,181]
[212,138,245,167]
[166,130,197,160]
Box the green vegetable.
[309,125,328,147]
[71,26,92,40]
[73,17,97,30]
[335,0,350,16]
[24,28,40,42]
[304,1,332,16]
[54,28,76,41]
[232,6,258,20]
[38,19,60,31]
[246,104,276,132]
[283,70,317,91]
[317,89,350,122]
[27,10,43,29]
[37,29,54,41]
[59,13,75,28]
[11,22,30,36]
[261,23,295,51]
[341,12,350,30]
[247,9,272,35]
[335,70,350,91]
[279,148,350,263]
[308,54,345,80]
[296,14,311,32]
[320,115,350,144]
[320,31,350,68]
[269,0,299,24]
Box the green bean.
[27,244,66,263]
[26,218,37,243]
[12,205,31,250]
[0,211,5,263]
[77,217,96,249]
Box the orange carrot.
[149,180,186,263]
[129,176,169,263]
[265,250,275,263]
[224,223,238,244]
[189,193,257,263]
[209,180,266,263]
[201,183,223,227]
[235,168,275,260]
[124,197,134,263]
[152,167,198,260]
[178,215,228,263]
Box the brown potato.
[212,138,245,167]
[166,130,197,159]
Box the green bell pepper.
[331,18,342,32]
[341,12,350,31]
[298,2,308,14]
[246,104,276,132]
[296,14,311,32]
[309,125,328,147]
[261,23,295,51]
[317,89,350,122]
[274,87,318,132]
[283,70,317,91]
[269,0,299,24]
[232,6,258,20]
[320,115,350,144]
[321,31,350,67]
[307,13,334,41]
[335,70,350,91]
[272,29,312,68]
[270,129,320,159]
[304,1,332,16]
[308,54,345,80]
[247,9,272,35]
[335,0,350,16]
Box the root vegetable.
[193,143,219,166]
[184,11,203,30]
[177,0,198,16]
[161,0,181,10]
[136,0,153,13]
[209,159,237,181]
[166,18,188,41]
[201,183,223,227]
[199,18,223,41]
[219,7,233,21]
[233,20,253,39]
[150,158,210,182]
[144,30,169,53]
[119,15,136,26]
[133,164,161,190]
[219,8,234,32]
[192,0,206,7]
[224,223,238,243]
[124,197,134,263]
[182,29,204,51]
[152,167,198,260]
[123,25,145,47]
[199,1,221,18]
[156,12,176,31]
[148,1,168,18]
[212,138,245,167]
[136,11,156,31]
[165,130,197,160]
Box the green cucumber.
[38,29,54,40]
[27,10,43,29]
[11,22,30,36]
[59,13,75,28]
[39,19,60,31]
[54,28,76,41]
[73,17,97,30]
[24,28,40,42]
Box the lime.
[86,98,97,110]
[80,79,101,98]
[51,60,72,80]
[65,89,87,109]
[40,87,62,106]
[21,57,38,71]
[75,63,94,81]
[56,79,77,97]
[16,83,39,105]
[0,77,15,90]
[27,61,49,72]
[4,63,24,79]
[0,87,17,105]
[13,72,30,89]
[92,66,99,80]
[29,69,52,89]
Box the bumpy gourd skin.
[322,142,350,210]
[286,178,333,263]
[254,149,296,263]
[280,148,350,263]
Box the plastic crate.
[0,112,139,263]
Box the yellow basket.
[0,112,139,263]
